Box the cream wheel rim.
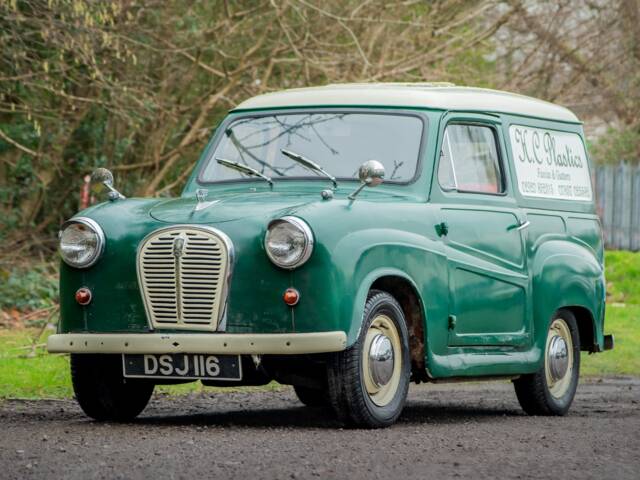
[545,318,574,399]
[362,314,402,407]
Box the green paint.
[58,105,608,380]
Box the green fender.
[531,239,605,356]
[328,228,447,347]
[350,267,423,344]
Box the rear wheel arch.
[562,305,596,352]
[530,243,604,352]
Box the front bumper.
[47,332,347,355]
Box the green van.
[48,84,614,428]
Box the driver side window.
[438,124,504,194]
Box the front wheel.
[513,309,580,416]
[71,354,154,421]
[327,290,410,428]
[293,385,330,408]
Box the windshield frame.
[195,108,428,187]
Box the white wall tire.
[327,290,410,428]
[513,309,581,416]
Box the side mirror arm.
[104,182,126,201]
[347,181,368,200]
[348,160,385,201]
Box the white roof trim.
[233,84,580,123]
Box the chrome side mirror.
[91,168,125,201]
[348,160,385,200]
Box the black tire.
[513,309,581,416]
[293,385,330,408]
[70,354,154,421]
[327,290,410,428]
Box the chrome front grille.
[137,226,232,331]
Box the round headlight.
[265,216,314,269]
[59,217,105,268]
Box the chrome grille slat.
[138,226,231,332]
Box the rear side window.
[438,124,504,194]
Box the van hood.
[149,192,315,224]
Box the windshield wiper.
[281,149,337,188]
[216,158,273,186]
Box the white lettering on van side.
[509,125,592,201]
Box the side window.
[438,124,504,194]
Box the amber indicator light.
[75,287,92,305]
[283,288,300,306]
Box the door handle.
[515,220,530,231]
[435,222,449,237]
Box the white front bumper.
[47,332,347,355]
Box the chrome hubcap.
[368,334,395,387]
[548,335,569,382]
[545,318,574,399]
[363,314,402,407]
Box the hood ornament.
[196,189,208,203]
[193,188,220,212]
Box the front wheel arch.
[348,268,424,343]
[369,276,427,381]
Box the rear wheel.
[513,309,580,416]
[327,290,410,428]
[71,354,154,421]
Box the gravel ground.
[0,377,638,480]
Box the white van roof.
[234,83,579,123]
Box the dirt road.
[1,377,638,480]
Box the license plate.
[122,353,242,381]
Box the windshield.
[199,112,423,184]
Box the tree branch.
[0,128,40,158]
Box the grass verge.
[0,330,282,399]
[605,250,640,305]
[582,304,640,376]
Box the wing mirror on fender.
[91,168,125,201]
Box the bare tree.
[495,0,640,161]
[0,0,515,252]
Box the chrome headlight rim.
[264,216,314,270]
[59,216,105,269]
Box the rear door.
[432,113,532,348]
